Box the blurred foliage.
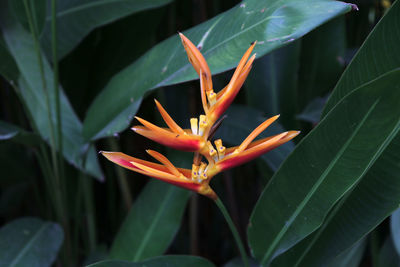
[0,0,399,266]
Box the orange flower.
[101,33,299,199]
[101,150,217,199]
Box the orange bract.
[101,33,299,199]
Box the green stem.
[22,0,59,178]
[82,175,97,253]
[51,0,63,174]
[215,198,249,267]
[23,1,69,262]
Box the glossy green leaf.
[0,121,18,140]
[272,132,400,267]
[0,5,103,180]
[323,0,400,116]
[83,0,353,141]
[0,121,41,146]
[391,208,400,256]
[0,217,63,267]
[248,69,400,265]
[325,238,366,267]
[216,104,295,171]
[269,3,400,265]
[87,255,215,267]
[40,0,173,59]
[9,0,46,34]
[110,180,190,261]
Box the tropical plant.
[0,0,399,266]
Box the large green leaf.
[109,180,190,261]
[271,99,400,267]
[216,105,295,171]
[322,0,400,116]
[40,0,173,59]
[325,238,366,267]
[0,4,103,180]
[87,255,215,267]
[0,121,41,146]
[83,0,353,141]
[391,208,400,257]
[9,0,46,35]
[248,69,400,265]
[269,3,400,265]
[0,217,63,267]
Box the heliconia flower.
[101,33,300,200]
[101,150,217,199]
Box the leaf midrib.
[132,187,175,261]
[156,1,350,88]
[46,0,158,20]
[292,116,400,267]
[9,223,49,266]
[260,99,380,264]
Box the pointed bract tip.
[350,3,359,11]
[286,130,301,138]
[98,150,104,154]
[178,32,186,40]
[145,149,157,156]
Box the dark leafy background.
[0,0,399,266]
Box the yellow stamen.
[190,118,198,135]
[207,91,217,106]
[198,162,207,180]
[214,139,226,160]
[236,115,280,153]
[154,99,185,135]
[198,115,208,136]
[146,150,183,178]
[192,164,199,180]
[207,141,217,157]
